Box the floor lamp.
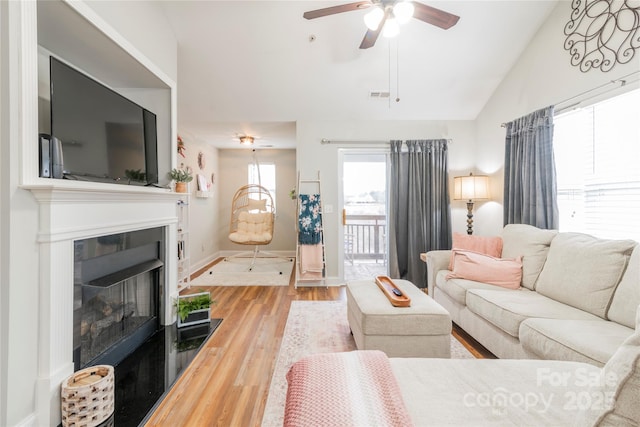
[453,173,490,235]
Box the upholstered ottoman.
[346,279,452,358]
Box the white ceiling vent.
[369,90,390,99]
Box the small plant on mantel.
[168,168,193,193]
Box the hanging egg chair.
[226,184,293,273]
[228,184,275,246]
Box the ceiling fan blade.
[359,8,389,49]
[303,1,372,20]
[411,2,460,29]
[359,29,379,49]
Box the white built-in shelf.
[196,191,214,198]
[177,196,191,291]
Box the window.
[248,163,276,210]
[554,88,640,241]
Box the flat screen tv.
[49,56,158,185]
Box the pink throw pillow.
[448,233,504,270]
[446,250,523,289]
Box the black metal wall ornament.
[564,0,640,73]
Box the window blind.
[554,88,640,242]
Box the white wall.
[474,0,640,237]
[0,1,178,425]
[0,2,5,421]
[218,149,298,254]
[176,137,221,271]
[296,120,476,278]
[84,1,178,83]
[1,2,42,424]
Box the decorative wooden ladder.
[295,171,327,288]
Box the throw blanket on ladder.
[284,350,414,427]
[298,244,323,279]
[298,194,322,245]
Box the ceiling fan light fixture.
[382,17,400,38]
[393,1,414,25]
[239,136,254,145]
[363,6,384,30]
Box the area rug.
[189,257,294,286]
[261,301,474,427]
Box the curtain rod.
[500,70,640,127]
[554,76,640,116]
[320,138,452,144]
[321,139,389,144]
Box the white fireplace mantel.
[27,183,183,425]
[28,183,181,241]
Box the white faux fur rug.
[261,300,475,427]
[189,257,294,286]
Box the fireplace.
[73,228,165,370]
[30,185,181,426]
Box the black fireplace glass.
[79,271,158,367]
[73,227,164,370]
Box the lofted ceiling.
[160,1,558,149]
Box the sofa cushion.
[520,318,633,367]
[535,233,636,319]
[466,288,601,338]
[594,304,640,426]
[608,246,640,328]
[575,305,640,426]
[501,224,557,290]
[435,270,507,306]
[447,250,522,289]
[448,233,503,270]
[391,358,602,426]
[247,198,267,211]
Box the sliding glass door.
[339,150,388,281]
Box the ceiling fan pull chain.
[396,38,401,103]
[388,40,392,109]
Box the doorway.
[340,151,388,281]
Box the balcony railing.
[344,214,386,264]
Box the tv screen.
[50,57,158,185]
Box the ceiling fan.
[303,0,459,49]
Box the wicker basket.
[61,365,114,427]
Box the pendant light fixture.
[239,135,254,146]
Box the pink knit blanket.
[284,350,414,427]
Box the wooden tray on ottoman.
[375,276,411,307]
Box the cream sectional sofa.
[425,224,639,366]
[286,305,640,425]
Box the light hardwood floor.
[145,263,493,426]
[145,265,344,426]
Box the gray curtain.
[504,106,559,229]
[388,140,451,288]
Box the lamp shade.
[453,174,490,201]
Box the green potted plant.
[175,292,215,327]
[168,168,193,193]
